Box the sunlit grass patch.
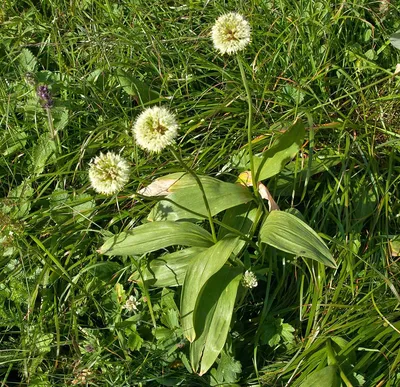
[0,0,400,386]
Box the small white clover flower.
[88,152,130,195]
[122,295,141,313]
[211,12,251,55]
[242,270,258,288]
[72,369,93,386]
[133,106,179,153]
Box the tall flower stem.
[237,55,257,194]
[170,147,217,243]
[46,108,62,157]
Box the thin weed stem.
[132,258,157,329]
[46,108,61,156]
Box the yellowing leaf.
[138,173,184,197]
[148,174,253,221]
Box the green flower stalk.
[212,13,256,190]
[237,56,257,190]
[88,152,130,195]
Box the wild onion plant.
[97,12,336,377]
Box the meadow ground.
[1,1,400,386]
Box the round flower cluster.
[88,152,130,195]
[123,295,141,313]
[132,106,179,153]
[211,12,251,55]
[242,270,258,288]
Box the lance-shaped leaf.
[299,365,341,387]
[116,69,159,104]
[259,210,336,268]
[254,120,305,182]
[218,203,259,256]
[181,237,239,342]
[99,221,214,256]
[238,120,305,185]
[190,266,242,375]
[148,174,253,221]
[129,247,206,287]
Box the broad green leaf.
[116,69,159,104]
[283,84,305,104]
[218,203,259,256]
[19,48,37,72]
[210,350,242,386]
[331,336,356,366]
[160,309,180,331]
[390,31,400,50]
[161,288,179,311]
[190,266,242,375]
[260,318,295,347]
[259,211,336,268]
[129,247,206,287]
[49,189,69,223]
[237,120,305,185]
[53,107,69,132]
[99,221,214,256]
[126,327,144,351]
[181,237,239,342]
[29,133,57,175]
[1,126,28,156]
[2,180,34,218]
[299,365,341,387]
[67,193,95,223]
[254,120,305,182]
[87,68,104,84]
[148,174,253,221]
[36,333,53,355]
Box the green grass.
[1,0,400,385]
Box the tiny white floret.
[123,295,141,313]
[242,270,258,288]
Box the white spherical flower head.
[133,106,179,153]
[88,152,130,195]
[242,270,258,288]
[211,12,251,55]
